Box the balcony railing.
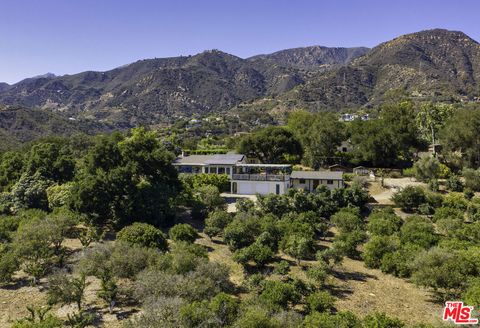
[232,174,289,181]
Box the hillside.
[285,29,480,110]
[249,46,369,70]
[0,106,113,151]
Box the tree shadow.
[330,269,377,282]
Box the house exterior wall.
[231,180,289,195]
[291,178,344,191]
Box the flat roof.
[235,163,292,168]
[173,154,244,166]
[291,170,343,180]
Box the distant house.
[291,171,344,191]
[231,164,292,195]
[328,164,349,172]
[337,140,353,153]
[341,113,358,122]
[173,154,246,177]
[353,166,370,175]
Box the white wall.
[291,179,344,191]
[232,180,289,195]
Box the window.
[342,147,348,152]
[276,184,280,195]
[327,180,333,185]
[299,179,306,184]
[226,167,231,175]
[218,167,225,174]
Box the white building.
[290,171,344,191]
[231,164,291,195]
[172,154,246,177]
[173,154,344,195]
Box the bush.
[402,167,415,177]
[332,230,366,258]
[413,155,440,182]
[331,208,363,233]
[169,223,199,244]
[463,168,480,191]
[442,192,469,211]
[224,217,260,251]
[209,292,239,326]
[280,233,315,264]
[363,312,404,328]
[363,235,399,269]
[391,186,426,212]
[204,210,232,238]
[0,250,19,284]
[303,311,362,328]
[11,172,51,211]
[366,209,402,236]
[235,198,255,213]
[380,244,423,278]
[117,222,168,250]
[233,242,274,267]
[427,179,439,192]
[432,207,464,223]
[400,216,438,249]
[306,291,334,313]
[463,278,480,307]
[446,175,464,192]
[273,261,290,275]
[306,261,328,286]
[259,280,299,310]
[46,183,74,209]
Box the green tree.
[47,272,88,311]
[306,291,335,313]
[169,223,199,244]
[204,210,233,238]
[391,186,427,212]
[413,155,440,182]
[363,312,404,328]
[416,103,453,155]
[70,128,181,227]
[363,235,399,268]
[117,222,168,250]
[237,126,303,164]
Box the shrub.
[11,172,51,211]
[446,175,464,192]
[117,222,168,250]
[169,223,199,244]
[233,242,274,267]
[46,183,74,209]
[224,217,260,251]
[363,235,399,269]
[331,208,363,233]
[280,234,315,264]
[366,209,402,236]
[306,291,334,313]
[0,250,19,284]
[193,185,226,212]
[463,168,480,191]
[427,179,439,192]
[303,311,362,328]
[391,186,426,212]
[209,292,239,326]
[380,244,423,278]
[259,280,299,310]
[204,210,232,238]
[402,167,415,177]
[235,198,256,213]
[47,272,88,311]
[463,278,480,307]
[332,230,366,258]
[413,155,440,182]
[400,216,438,249]
[306,261,328,286]
[442,192,469,211]
[273,261,290,275]
[363,312,404,328]
[432,207,464,223]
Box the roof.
[173,154,245,166]
[291,170,343,180]
[235,163,291,168]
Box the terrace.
[232,164,292,182]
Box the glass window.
[226,167,231,175]
[299,179,306,184]
[218,167,225,174]
[327,180,333,185]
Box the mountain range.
[1,28,480,145]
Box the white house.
[290,171,344,191]
[231,164,291,195]
[172,154,246,177]
[173,154,345,195]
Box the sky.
[0,0,479,84]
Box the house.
[231,164,291,195]
[353,166,370,175]
[173,154,344,195]
[172,154,246,177]
[337,140,353,153]
[291,171,344,191]
[341,113,358,122]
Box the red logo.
[443,301,478,325]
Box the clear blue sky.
[1,0,478,84]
